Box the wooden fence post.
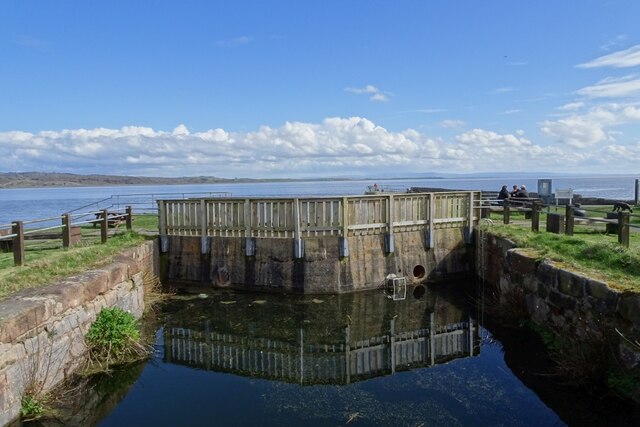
[126,206,133,230]
[531,201,540,232]
[12,221,24,266]
[618,212,630,248]
[565,205,574,236]
[101,209,108,243]
[503,201,510,225]
[62,213,71,247]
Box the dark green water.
[24,282,640,426]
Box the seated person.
[516,185,529,198]
[498,185,510,200]
[510,185,519,197]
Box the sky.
[1,0,640,178]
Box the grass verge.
[0,231,149,299]
[487,223,640,291]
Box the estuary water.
[1,174,638,225]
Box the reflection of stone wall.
[479,233,640,400]
[160,227,473,294]
[0,242,156,426]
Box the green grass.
[0,231,150,299]
[488,222,640,291]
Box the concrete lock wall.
[160,228,473,293]
[0,241,157,426]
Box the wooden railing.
[0,207,133,266]
[477,196,638,248]
[157,191,480,238]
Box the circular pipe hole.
[413,264,426,280]
[413,284,426,299]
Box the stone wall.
[160,228,472,293]
[478,232,640,399]
[0,241,157,426]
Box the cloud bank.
[2,116,638,177]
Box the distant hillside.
[0,172,258,188]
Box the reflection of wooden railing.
[157,191,480,239]
[163,315,478,385]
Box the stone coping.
[0,242,154,344]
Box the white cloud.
[540,103,640,148]
[439,119,466,129]
[501,109,522,115]
[557,102,584,111]
[345,85,391,102]
[493,87,514,94]
[577,44,640,68]
[600,34,628,52]
[2,117,638,177]
[575,75,640,98]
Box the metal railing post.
[12,221,24,266]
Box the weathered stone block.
[509,250,538,275]
[548,290,577,311]
[557,270,585,298]
[536,262,558,290]
[618,293,640,327]
[584,280,620,315]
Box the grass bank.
[0,231,150,298]
[486,223,640,292]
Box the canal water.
[22,281,637,427]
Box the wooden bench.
[93,212,123,228]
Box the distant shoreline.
[0,172,449,189]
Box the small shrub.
[85,307,149,370]
[21,393,47,419]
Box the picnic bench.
[93,211,124,228]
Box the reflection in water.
[27,282,570,427]
[162,288,479,385]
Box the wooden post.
[62,213,71,248]
[531,201,540,232]
[565,205,574,236]
[618,212,630,248]
[294,198,303,258]
[503,201,510,224]
[635,178,639,206]
[101,209,108,243]
[158,200,167,235]
[386,194,394,253]
[12,221,24,266]
[340,197,349,257]
[465,191,474,243]
[426,193,435,248]
[126,206,133,230]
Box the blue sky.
[1,0,640,178]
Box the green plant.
[85,307,149,370]
[21,393,47,419]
